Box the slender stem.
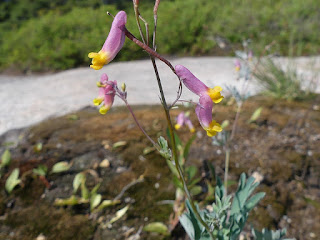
[169,82,183,109]
[230,102,242,141]
[114,177,144,201]
[224,148,230,195]
[123,98,158,148]
[124,28,176,73]
[133,3,146,45]
[138,15,149,46]
[153,0,160,50]
[151,57,214,239]
[128,6,213,237]
[147,36,214,239]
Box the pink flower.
[88,11,127,70]
[235,59,241,71]
[248,50,253,61]
[175,112,195,133]
[93,74,116,114]
[175,65,223,137]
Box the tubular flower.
[93,73,116,114]
[175,65,223,137]
[88,11,127,70]
[195,95,222,137]
[235,59,241,71]
[248,50,253,61]
[175,112,195,133]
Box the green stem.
[224,148,230,195]
[230,102,242,141]
[129,9,213,238]
[149,56,214,239]
[123,98,158,148]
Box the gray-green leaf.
[248,107,263,123]
[97,200,121,210]
[73,172,86,193]
[108,205,129,224]
[1,149,11,167]
[51,161,71,173]
[143,222,169,236]
[5,168,21,193]
[32,165,48,176]
[90,193,102,210]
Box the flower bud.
[121,83,126,92]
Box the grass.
[253,58,318,101]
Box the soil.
[0,96,319,240]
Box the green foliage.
[158,136,172,160]
[0,0,104,24]
[248,107,263,123]
[160,133,202,196]
[254,58,316,101]
[1,149,11,168]
[73,172,86,193]
[5,168,21,194]
[143,222,170,236]
[180,173,272,240]
[1,0,319,72]
[252,228,295,240]
[33,142,43,153]
[56,171,120,212]
[51,161,71,173]
[32,164,48,176]
[108,205,130,225]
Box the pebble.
[99,159,110,168]
[36,234,46,240]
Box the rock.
[99,159,110,168]
[70,152,101,172]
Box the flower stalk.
[124,28,175,73]
[137,5,215,239]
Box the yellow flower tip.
[205,121,222,137]
[90,64,103,70]
[88,51,108,70]
[93,97,104,106]
[207,86,224,103]
[190,128,196,133]
[88,52,99,58]
[99,106,109,115]
[175,124,181,130]
[235,66,240,71]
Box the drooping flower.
[175,112,185,130]
[175,112,195,133]
[235,59,241,71]
[175,65,223,137]
[248,50,253,61]
[88,11,127,70]
[93,73,116,114]
[195,94,222,137]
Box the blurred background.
[0,0,319,73]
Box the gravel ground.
[0,56,319,135]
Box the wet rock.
[69,152,101,172]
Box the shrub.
[0,0,319,72]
